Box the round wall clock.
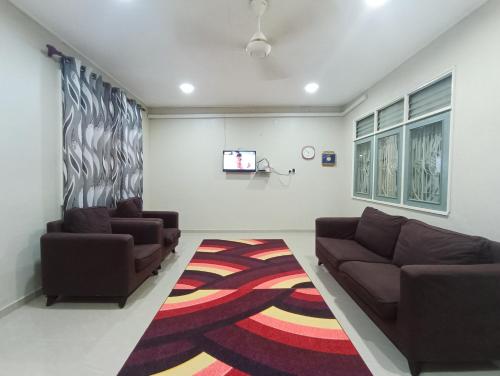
[301,146,316,160]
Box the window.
[374,128,402,203]
[377,99,404,130]
[353,138,373,199]
[352,73,452,214]
[356,114,374,139]
[404,112,450,211]
[409,75,452,119]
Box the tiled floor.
[0,232,498,376]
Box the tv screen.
[223,150,256,172]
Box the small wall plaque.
[322,151,336,166]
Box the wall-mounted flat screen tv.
[223,150,256,172]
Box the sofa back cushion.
[393,220,491,266]
[64,207,112,234]
[354,207,407,258]
[115,197,143,218]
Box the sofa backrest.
[47,220,64,233]
[393,219,492,266]
[354,207,407,259]
[490,240,500,263]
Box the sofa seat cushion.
[317,237,391,269]
[134,244,161,272]
[393,220,491,266]
[163,228,181,246]
[339,261,401,320]
[354,207,407,259]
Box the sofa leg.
[172,248,176,253]
[317,259,323,266]
[152,269,158,276]
[408,360,422,376]
[157,264,162,270]
[118,297,128,308]
[46,295,58,307]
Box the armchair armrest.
[111,218,162,245]
[315,217,359,239]
[142,211,179,228]
[398,264,500,361]
[40,233,135,295]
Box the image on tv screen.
[223,150,256,172]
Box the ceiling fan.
[245,0,290,80]
[246,0,272,58]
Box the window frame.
[351,70,454,216]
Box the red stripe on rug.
[236,318,358,355]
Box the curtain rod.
[46,44,146,112]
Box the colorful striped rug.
[118,239,372,375]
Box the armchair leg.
[157,264,162,270]
[318,259,323,266]
[152,269,158,276]
[408,360,422,376]
[46,295,58,307]
[172,248,176,253]
[118,297,128,308]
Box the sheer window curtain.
[61,57,143,210]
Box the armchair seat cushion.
[317,237,391,269]
[134,244,162,272]
[163,228,181,246]
[339,261,401,320]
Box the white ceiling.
[11,0,486,108]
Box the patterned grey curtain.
[61,57,143,210]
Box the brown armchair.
[110,201,181,260]
[41,218,163,308]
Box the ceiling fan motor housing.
[246,31,272,58]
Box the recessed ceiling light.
[366,0,388,8]
[304,82,319,94]
[179,83,195,94]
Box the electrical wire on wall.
[256,158,295,176]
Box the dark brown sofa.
[316,207,500,375]
[41,217,164,308]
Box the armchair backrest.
[47,220,64,233]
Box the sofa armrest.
[40,233,135,295]
[142,211,178,228]
[398,264,500,361]
[111,218,162,245]
[315,217,360,239]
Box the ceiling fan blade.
[253,56,290,81]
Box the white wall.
[343,0,500,240]
[0,0,145,312]
[148,116,350,230]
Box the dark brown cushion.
[163,228,181,246]
[316,237,391,269]
[64,207,112,234]
[339,261,401,320]
[354,207,407,258]
[393,220,491,266]
[115,198,142,218]
[134,244,161,272]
